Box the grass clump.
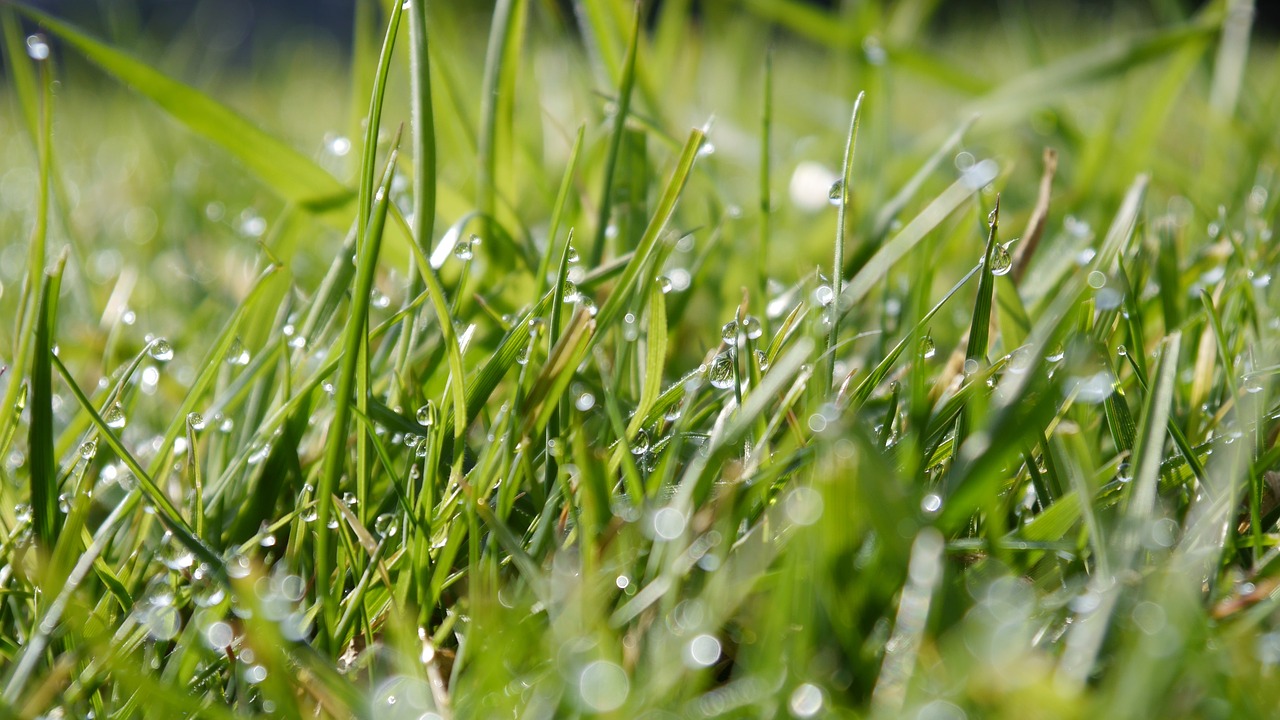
[1,0,1280,717]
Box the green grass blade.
[588,2,642,266]
[594,128,705,335]
[15,6,353,213]
[28,258,63,553]
[827,92,865,391]
[476,0,528,248]
[315,150,398,650]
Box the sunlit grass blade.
[315,147,399,650]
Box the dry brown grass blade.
[1012,147,1059,284]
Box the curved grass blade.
[827,92,865,391]
[15,5,354,214]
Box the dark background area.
[12,0,1280,55]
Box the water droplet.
[742,315,763,339]
[920,335,936,359]
[187,412,205,431]
[226,338,251,366]
[342,492,358,507]
[963,358,979,376]
[697,141,716,158]
[104,404,127,429]
[1045,344,1065,363]
[708,352,735,389]
[562,280,581,303]
[416,402,437,427]
[789,683,825,718]
[121,310,137,326]
[26,34,50,61]
[827,179,845,206]
[247,442,271,465]
[575,392,596,411]
[721,320,739,343]
[578,661,629,713]
[921,493,943,515]
[159,534,195,570]
[327,135,351,156]
[58,493,72,513]
[453,235,477,261]
[657,276,673,294]
[755,349,770,371]
[1117,462,1132,483]
[652,507,686,540]
[148,339,174,362]
[566,244,580,263]
[79,439,97,460]
[684,634,722,669]
[987,207,999,225]
[813,285,834,307]
[632,429,651,455]
[990,243,1012,276]
[374,513,398,538]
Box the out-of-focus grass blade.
[966,20,1221,121]
[594,128,705,335]
[407,0,436,250]
[589,2,641,266]
[477,0,528,246]
[1058,332,1180,687]
[15,5,354,215]
[870,114,975,242]
[534,125,585,299]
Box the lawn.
[1,0,1279,717]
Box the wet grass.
[1,0,1280,717]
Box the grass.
[1,0,1279,716]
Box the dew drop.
[575,392,596,411]
[656,276,673,294]
[721,320,739,343]
[708,352,735,389]
[58,493,72,513]
[827,179,845,206]
[755,349,770,371]
[742,315,763,339]
[104,404,127,429]
[990,243,1012,276]
[921,493,943,515]
[453,235,478,261]
[26,34,50,61]
[567,244,580,263]
[631,429,651,455]
[187,412,206,431]
[79,439,97,460]
[920,335,936,360]
[374,513,398,538]
[148,339,174,362]
[416,402,437,427]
